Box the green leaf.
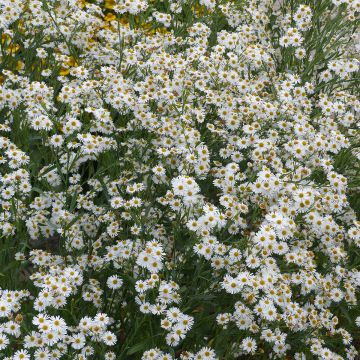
[126,339,150,356]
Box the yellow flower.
[193,4,206,16]
[78,0,87,8]
[59,68,71,76]
[58,56,78,76]
[16,61,24,71]
[104,0,115,9]
[104,13,116,22]
[64,57,78,67]
[156,27,169,35]
[1,33,10,44]
[7,44,20,54]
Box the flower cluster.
[0,0,359,359]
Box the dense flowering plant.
[0,0,360,359]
